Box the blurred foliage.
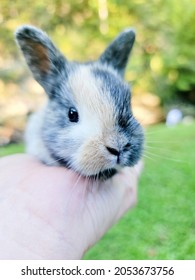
[0,0,195,106]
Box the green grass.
[0,143,24,157]
[1,123,195,259]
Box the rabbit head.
[15,26,144,179]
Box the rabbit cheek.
[73,139,109,176]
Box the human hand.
[0,154,142,259]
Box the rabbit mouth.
[87,168,117,180]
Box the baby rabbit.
[15,26,144,180]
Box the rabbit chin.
[47,152,118,180]
[75,164,119,180]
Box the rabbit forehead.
[68,65,115,129]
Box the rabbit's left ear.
[99,29,135,77]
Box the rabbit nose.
[106,146,120,157]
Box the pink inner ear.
[28,40,50,74]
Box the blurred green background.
[0,0,195,259]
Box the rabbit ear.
[99,28,135,77]
[15,25,67,91]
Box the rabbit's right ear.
[99,29,135,77]
[15,25,67,92]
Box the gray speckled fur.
[15,25,144,179]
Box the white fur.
[25,108,55,165]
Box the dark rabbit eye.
[68,107,79,123]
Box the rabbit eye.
[68,107,79,123]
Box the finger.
[111,161,144,221]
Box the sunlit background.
[0,0,195,259]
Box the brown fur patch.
[77,138,109,175]
[28,40,50,74]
